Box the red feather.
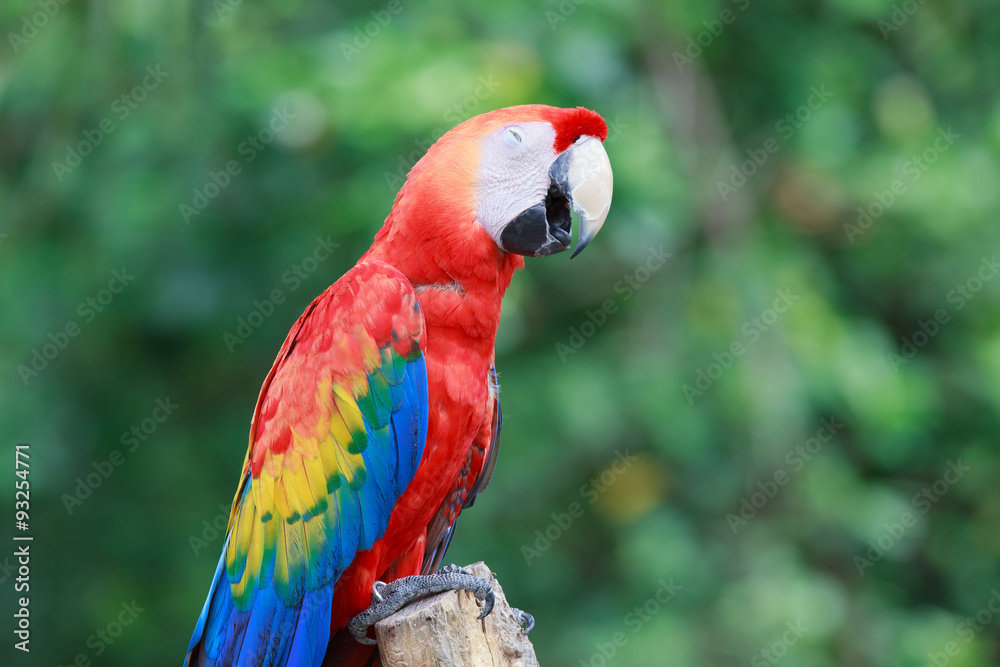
[548,106,609,152]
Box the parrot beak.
[499,136,613,258]
[552,136,614,258]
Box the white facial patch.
[474,122,557,244]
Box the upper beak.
[499,135,613,258]
[550,135,614,258]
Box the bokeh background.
[3,0,999,665]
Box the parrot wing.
[185,260,429,667]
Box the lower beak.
[499,136,613,258]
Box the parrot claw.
[370,580,387,604]
[512,607,535,634]
[347,565,496,645]
[475,588,496,619]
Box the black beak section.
[500,179,573,257]
[499,136,613,259]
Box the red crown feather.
[548,106,609,152]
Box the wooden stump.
[374,562,539,667]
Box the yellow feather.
[280,459,309,521]
[318,435,341,488]
[333,442,366,488]
[230,511,263,604]
[301,453,328,510]
[333,385,367,436]
[273,520,289,597]
[255,470,275,521]
[273,474,292,521]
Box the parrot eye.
[507,128,524,144]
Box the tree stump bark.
[374,562,539,667]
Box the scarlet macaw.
[185,105,613,666]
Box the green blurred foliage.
[2,0,999,665]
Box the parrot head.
[386,105,614,263]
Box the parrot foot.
[347,564,495,645]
